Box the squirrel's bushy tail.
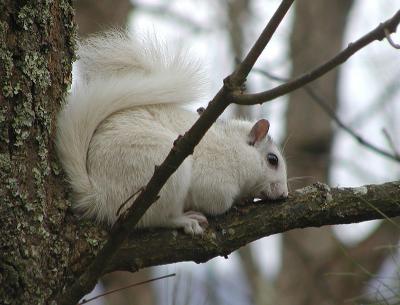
[56,30,205,215]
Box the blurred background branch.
[253,68,400,163]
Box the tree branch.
[71,181,400,275]
[303,86,400,162]
[232,9,400,105]
[253,68,400,163]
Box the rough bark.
[0,0,75,304]
[105,181,400,272]
[53,180,400,298]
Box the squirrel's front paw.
[184,211,208,226]
[169,211,208,235]
[183,211,209,235]
[183,218,204,235]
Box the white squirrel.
[56,31,288,235]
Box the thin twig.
[253,68,400,162]
[358,196,400,230]
[116,187,144,217]
[305,86,400,162]
[350,70,400,126]
[78,273,176,305]
[382,128,400,158]
[228,0,295,87]
[384,28,400,49]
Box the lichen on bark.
[0,1,76,304]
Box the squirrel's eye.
[267,153,278,167]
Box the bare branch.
[253,68,400,163]
[71,181,400,275]
[350,70,400,126]
[232,10,400,105]
[382,129,400,158]
[228,0,295,87]
[304,87,400,162]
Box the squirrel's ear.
[248,119,270,146]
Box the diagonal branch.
[228,0,295,86]
[303,86,400,162]
[232,10,400,105]
[253,68,400,163]
[58,1,295,304]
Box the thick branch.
[232,9,400,105]
[77,181,400,273]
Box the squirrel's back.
[56,30,206,223]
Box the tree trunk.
[0,0,75,304]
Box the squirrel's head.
[247,119,288,200]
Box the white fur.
[56,30,288,235]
